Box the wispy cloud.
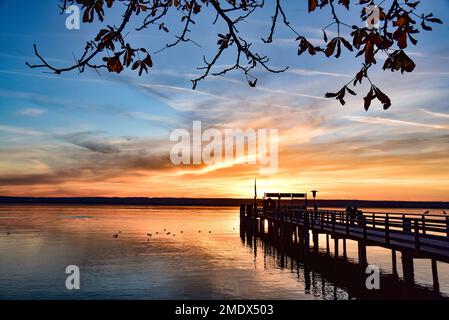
[15,108,46,117]
[0,124,42,136]
[289,68,352,78]
[126,111,176,124]
[139,83,228,100]
[345,116,449,130]
[420,109,449,119]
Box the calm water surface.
[0,205,448,299]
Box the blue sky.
[0,0,449,200]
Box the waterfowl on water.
[423,210,430,215]
[147,233,152,237]
[6,232,10,235]
[167,232,171,235]
[113,233,119,238]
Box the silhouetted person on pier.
[346,206,355,225]
[353,207,364,225]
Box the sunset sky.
[0,0,448,201]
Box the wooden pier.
[240,193,449,293]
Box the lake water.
[0,205,448,300]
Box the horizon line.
[0,196,448,204]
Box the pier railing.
[244,207,449,262]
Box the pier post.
[332,213,336,233]
[392,249,398,277]
[304,262,311,292]
[313,232,319,251]
[385,214,390,244]
[304,212,310,250]
[240,204,247,231]
[246,205,253,221]
[334,238,339,257]
[304,230,310,251]
[267,220,273,236]
[401,252,414,286]
[422,215,426,235]
[345,212,349,236]
[402,218,415,286]
[279,223,283,239]
[431,259,440,292]
[342,238,347,260]
[362,216,367,241]
[261,218,265,234]
[414,219,420,251]
[326,234,330,255]
[446,216,449,237]
[358,241,367,269]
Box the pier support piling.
[334,238,339,258]
[358,241,367,269]
[401,252,415,286]
[431,259,439,292]
[392,250,398,277]
[313,232,319,252]
[304,230,310,251]
[259,218,264,235]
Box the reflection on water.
[0,205,448,300]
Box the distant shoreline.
[0,196,448,209]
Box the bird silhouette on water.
[147,233,152,237]
[167,232,171,235]
[6,232,10,236]
[443,210,447,215]
[423,210,430,215]
[113,233,119,238]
